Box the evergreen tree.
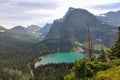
[100,46,108,62]
[108,27,120,59]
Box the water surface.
[35,52,99,67]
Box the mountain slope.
[0,31,41,44]
[38,23,52,39]
[0,26,6,30]
[35,37,74,55]
[45,8,116,48]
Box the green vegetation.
[0,32,73,79]
[33,63,73,80]
[0,41,34,79]
[0,26,119,80]
[0,31,40,80]
[108,27,120,59]
[95,66,120,80]
[0,31,40,43]
[64,27,120,80]
[0,68,31,80]
[34,37,74,55]
[64,59,112,80]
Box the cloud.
[92,2,120,10]
[0,0,60,28]
[16,2,58,10]
[0,0,58,12]
[0,0,120,28]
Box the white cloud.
[0,0,120,28]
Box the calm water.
[35,52,99,68]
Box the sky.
[0,0,120,29]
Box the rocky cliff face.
[45,8,116,47]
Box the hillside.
[34,38,74,56]
[0,28,43,79]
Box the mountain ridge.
[10,25,28,34]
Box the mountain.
[10,25,28,34]
[0,25,42,43]
[62,7,75,21]
[38,23,52,39]
[27,25,41,38]
[27,25,41,32]
[97,10,120,26]
[53,7,75,23]
[9,25,42,41]
[0,31,41,44]
[0,26,6,30]
[11,25,41,34]
[44,8,116,53]
[0,26,7,32]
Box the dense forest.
[0,31,38,79]
[33,63,73,80]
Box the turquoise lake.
[35,52,99,68]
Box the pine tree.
[100,46,108,62]
[108,27,120,59]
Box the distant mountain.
[44,8,116,53]
[27,25,41,32]
[38,23,52,39]
[0,25,42,43]
[0,31,40,44]
[11,25,41,34]
[97,10,120,26]
[0,26,6,32]
[9,25,42,41]
[10,25,28,34]
[0,26,6,30]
